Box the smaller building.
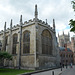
[67,36,75,52]
[59,45,73,65]
[67,36,75,64]
[58,32,70,47]
[58,32,75,64]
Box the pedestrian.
[60,62,61,66]
[62,64,64,68]
[66,63,67,69]
[70,63,73,68]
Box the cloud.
[56,22,67,31]
[56,28,75,41]
[0,0,74,38]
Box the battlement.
[37,19,55,32]
[38,19,46,25]
[0,17,55,33]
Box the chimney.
[64,43,67,51]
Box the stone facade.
[58,33,75,64]
[58,32,70,47]
[0,5,60,69]
[59,44,73,65]
[67,36,75,64]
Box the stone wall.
[0,18,60,69]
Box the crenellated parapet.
[24,19,35,25]
[37,19,55,32]
[0,18,55,34]
[29,19,33,22]
[38,19,46,25]
[12,24,19,29]
[0,4,56,34]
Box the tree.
[69,19,75,33]
[71,0,75,11]
[0,51,12,60]
[69,0,75,33]
[0,51,12,66]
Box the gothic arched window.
[42,30,52,55]
[12,34,18,54]
[23,31,30,54]
[4,36,8,51]
[5,36,8,46]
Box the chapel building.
[0,5,60,69]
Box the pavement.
[19,66,75,75]
[60,66,75,75]
[32,67,67,75]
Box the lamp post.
[19,15,22,69]
[66,60,67,69]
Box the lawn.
[0,68,34,75]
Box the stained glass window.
[12,34,18,54]
[23,31,30,54]
[42,30,52,55]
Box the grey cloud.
[0,0,74,34]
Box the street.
[61,66,75,75]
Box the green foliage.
[69,19,75,33]
[69,0,75,33]
[0,51,12,60]
[71,0,75,11]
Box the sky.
[0,0,75,38]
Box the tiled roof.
[59,47,72,52]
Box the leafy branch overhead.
[69,19,75,33]
[69,0,75,33]
[71,0,75,11]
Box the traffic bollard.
[61,67,62,71]
[52,71,54,75]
